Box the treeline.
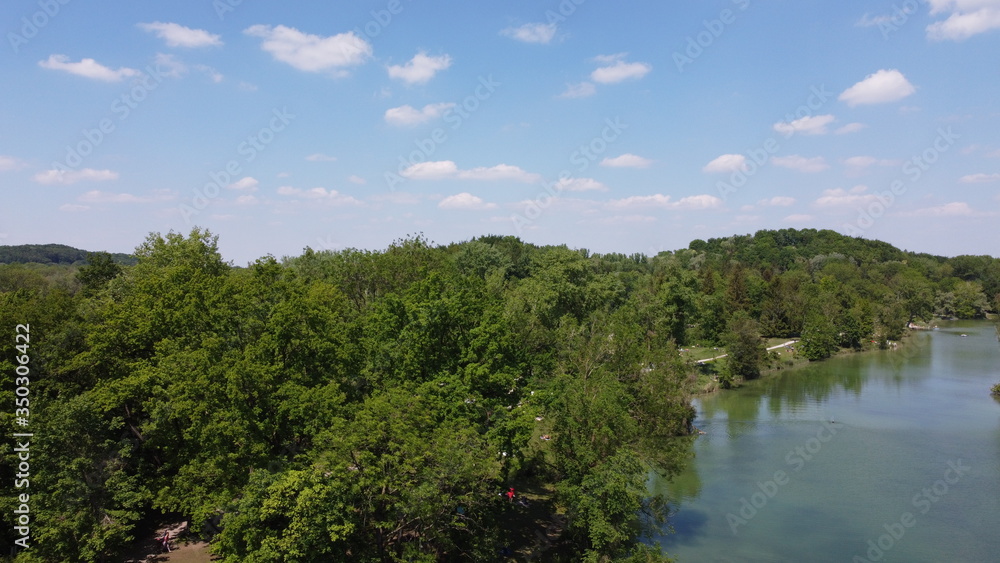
[0,228,997,562]
[0,244,136,266]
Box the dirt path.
[696,340,798,364]
[123,521,217,563]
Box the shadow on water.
[658,508,710,549]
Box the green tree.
[800,313,839,361]
[722,314,766,383]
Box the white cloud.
[773,114,835,136]
[901,202,980,217]
[591,54,652,84]
[558,82,596,99]
[772,155,830,173]
[33,168,119,185]
[856,13,895,27]
[438,192,497,210]
[400,161,541,182]
[235,195,259,205]
[151,53,188,78]
[835,122,868,135]
[607,194,723,209]
[0,156,26,171]
[244,25,372,75]
[814,186,878,207]
[77,190,173,203]
[306,153,337,162]
[703,154,747,174]
[927,0,1000,40]
[501,22,557,44]
[555,178,609,192]
[348,175,367,185]
[59,203,90,212]
[387,52,452,85]
[38,55,139,82]
[400,161,459,180]
[384,103,456,126]
[195,64,223,83]
[959,172,1000,183]
[138,22,222,48]
[276,186,362,205]
[759,196,796,207]
[228,177,259,191]
[601,154,653,169]
[843,156,901,171]
[839,69,916,107]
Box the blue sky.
[2,0,999,264]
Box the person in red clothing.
[160,532,171,553]
[506,487,515,502]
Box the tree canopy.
[1,228,996,562]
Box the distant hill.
[0,244,137,266]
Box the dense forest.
[1,228,998,562]
[0,244,136,267]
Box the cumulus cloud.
[59,203,90,212]
[227,177,259,191]
[38,55,139,81]
[400,161,541,182]
[839,69,916,107]
[927,0,1000,40]
[244,25,372,75]
[900,202,981,217]
[306,153,337,162]
[387,52,452,85]
[558,81,596,99]
[814,186,878,207]
[438,192,497,210]
[33,168,119,185]
[591,54,652,84]
[835,122,867,135]
[554,178,609,192]
[773,114,835,136]
[703,154,747,174]
[772,155,830,173]
[348,175,366,185]
[601,154,653,168]
[501,22,557,44]
[77,189,174,203]
[235,195,259,205]
[607,194,723,209]
[843,156,901,172]
[275,186,362,205]
[959,172,1000,183]
[0,156,26,171]
[384,103,456,126]
[138,22,222,48]
[759,196,796,207]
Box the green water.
[654,321,1000,562]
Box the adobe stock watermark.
[852,459,970,562]
[383,75,500,191]
[727,421,838,535]
[864,0,928,41]
[7,0,72,53]
[842,127,959,237]
[179,107,295,222]
[674,0,751,72]
[716,84,833,201]
[510,117,627,234]
[45,61,175,179]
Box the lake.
[653,320,1000,562]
